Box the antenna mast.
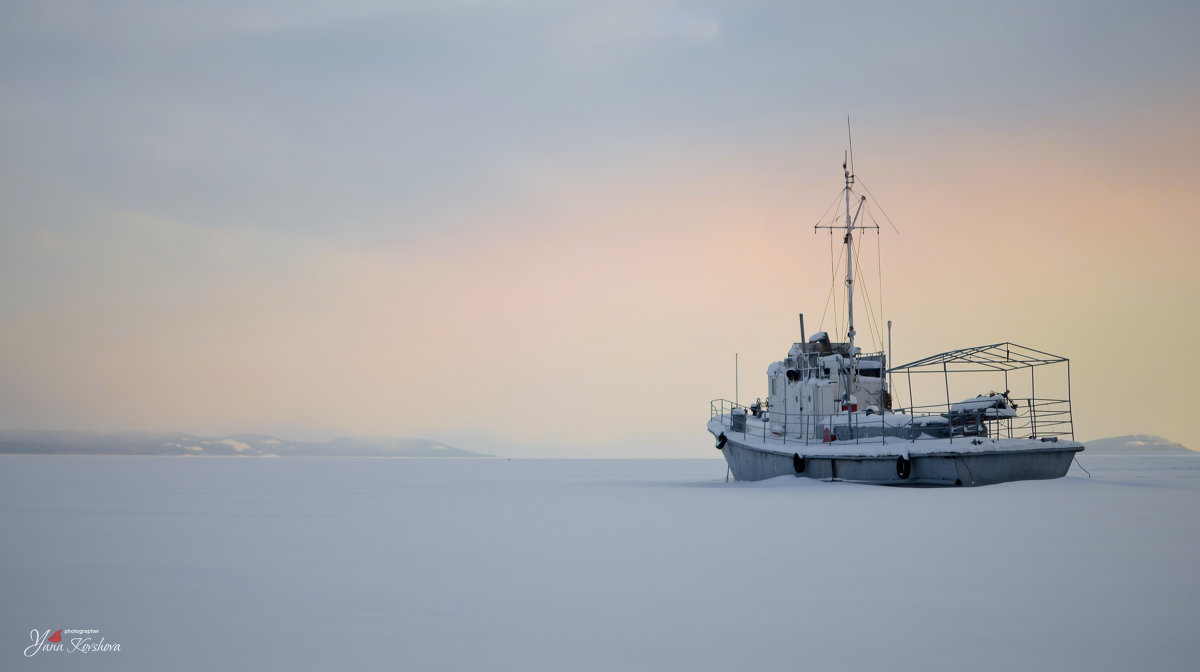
[847,115,855,176]
[844,116,860,397]
[815,119,873,412]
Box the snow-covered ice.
[2,455,1198,671]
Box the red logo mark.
[47,630,62,643]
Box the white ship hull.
[709,419,1083,486]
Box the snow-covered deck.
[707,413,1082,458]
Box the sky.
[1,1,1198,457]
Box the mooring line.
[1073,456,1091,478]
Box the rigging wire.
[876,220,885,360]
[853,241,877,351]
[818,228,841,337]
[816,177,891,351]
[818,229,834,330]
[869,229,885,351]
[842,194,886,354]
[814,189,846,229]
[861,199,887,350]
[851,226,884,352]
[856,177,901,234]
[833,228,842,339]
[819,188,891,350]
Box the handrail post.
[1030,366,1037,437]
[943,360,952,444]
[1066,359,1075,441]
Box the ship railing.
[710,396,1074,447]
[892,397,1075,440]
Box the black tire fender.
[716,433,727,450]
[896,455,912,480]
[792,453,806,474]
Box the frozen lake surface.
[3,455,1198,671]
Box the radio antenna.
[847,115,855,177]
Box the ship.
[707,149,1084,485]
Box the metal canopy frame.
[887,342,1075,441]
[889,342,1068,375]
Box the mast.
[815,124,871,416]
[844,154,856,368]
[841,156,857,414]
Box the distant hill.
[1082,434,1196,455]
[0,430,490,458]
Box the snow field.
[2,455,1197,671]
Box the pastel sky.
[2,1,1198,457]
